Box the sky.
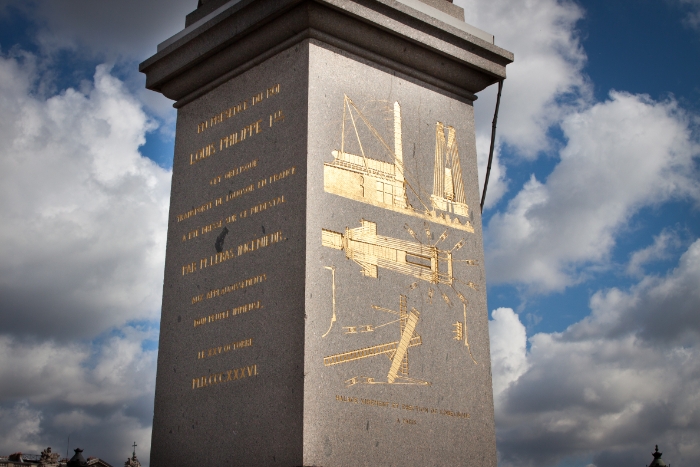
[0,0,698,466]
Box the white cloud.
[0,0,188,126]
[0,55,171,340]
[677,0,700,29]
[459,0,590,159]
[494,239,700,467]
[476,134,508,209]
[485,92,700,292]
[455,0,591,208]
[0,402,43,454]
[0,53,166,465]
[489,307,529,400]
[0,327,158,465]
[626,229,682,277]
[53,410,100,430]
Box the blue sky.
[0,1,698,467]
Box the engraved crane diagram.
[323,291,430,387]
[323,95,474,232]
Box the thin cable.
[480,79,504,213]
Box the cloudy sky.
[0,0,698,466]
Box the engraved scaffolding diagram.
[324,95,474,232]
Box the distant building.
[0,448,112,467]
[647,445,670,467]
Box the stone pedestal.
[140,1,512,466]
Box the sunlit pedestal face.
[141,1,512,466]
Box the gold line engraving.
[322,266,337,338]
[323,295,430,386]
[323,336,422,366]
[321,219,454,285]
[323,96,474,232]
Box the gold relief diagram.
[321,219,479,381]
[323,294,430,387]
[323,95,474,233]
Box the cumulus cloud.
[0,327,158,463]
[485,91,700,292]
[0,53,168,465]
[489,307,529,400]
[0,55,171,341]
[626,229,683,277]
[475,133,508,209]
[0,402,43,454]
[458,0,590,158]
[0,0,191,123]
[454,0,590,208]
[493,239,700,467]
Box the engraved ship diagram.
[323,95,474,232]
[323,295,430,386]
[322,219,454,285]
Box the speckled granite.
[141,1,512,466]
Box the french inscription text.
[192,273,267,305]
[196,83,280,134]
[197,338,253,360]
[192,364,258,389]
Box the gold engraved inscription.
[334,394,470,420]
[210,159,258,186]
[193,301,262,328]
[181,230,284,275]
[175,166,296,224]
[176,201,213,223]
[219,119,263,152]
[247,195,285,217]
[184,196,287,243]
[197,338,253,360]
[192,364,258,390]
[197,83,280,134]
[189,143,217,165]
[191,273,266,305]
[324,96,474,232]
[269,110,285,127]
[190,108,284,167]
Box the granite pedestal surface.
[140,1,513,465]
